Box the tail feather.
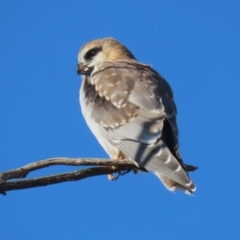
[118,139,197,194]
[185,164,198,172]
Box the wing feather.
[82,60,196,193]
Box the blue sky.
[1,1,240,239]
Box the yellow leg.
[107,151,124,181]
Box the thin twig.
[0,158,147,195]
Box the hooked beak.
[76,62,83,75]
[76,62,93,75]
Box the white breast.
[79,79,120,158]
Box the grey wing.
[90,61,196,193]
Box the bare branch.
[0,158,147,195]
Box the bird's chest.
[79,78,120,157]
[80,77,100,128]
[80,77,106,123]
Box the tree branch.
[0,158,146,195]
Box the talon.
[108,173,116,181]
[118,170,131,176]
[133,169,138,174]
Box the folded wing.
[87,61,196,193]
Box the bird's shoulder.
[89,61,175,112]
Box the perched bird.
[76,37,197,194]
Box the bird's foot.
[108,173,116,181]
[107,168,133,181]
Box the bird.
[76,37,197,194]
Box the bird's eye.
[85,47,102,61]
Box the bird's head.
[76,37,136,75]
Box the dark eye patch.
[85,47,102,61]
